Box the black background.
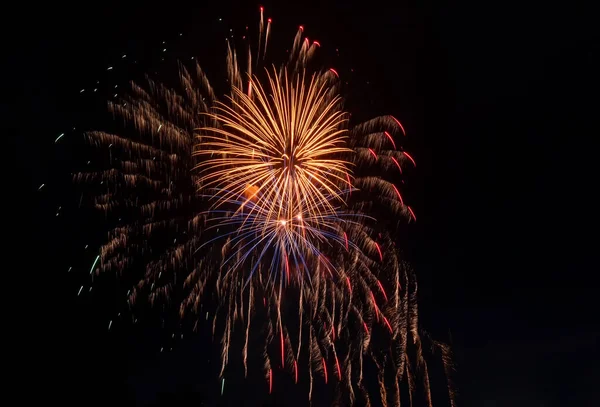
[7,0,598,405]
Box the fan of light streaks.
[73,8,455,406]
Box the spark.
[391,115,406,136]
[403,151,416,167]
[392,184,404,204]
[38,184,45,191]
[383,131,396,149]
[377,280,388,302]
[334,353,342,380]
[407,206,417,221]
[55,133,65,143]
[221,378,225,395]
[89,255,100,275]
[374,242,383,262]
[391,157,403,173]
[382,315,393,333]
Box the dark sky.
[9,0,598,406]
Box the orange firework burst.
[74,8,455,406]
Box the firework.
[74,9,454,405]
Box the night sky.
[9,1,598,406]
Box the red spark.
[267,18,272,23]
[371,292,379,322]
[403,151,416,167]
[392,184,404,204]
[332,325,336,341]
[313,41,321,47]
[374,242,383,261]
[329,68,339,77]
[269,368,272,393]
[377,280,388,302]
[346,276,352,293]
[322,358,328,384]
[384,131,397,149]
[363,322,369,334]
[391,157,403,174]
[368,148,378,160]
[343,232,349,251]
[391,115,406,136]
[383,316,393,333]
[407,206,416,221]
[334,353,342,380]
[280,329,285,368]
[299,25,304,31]
[294,360,298,384]
[260,6,264,12]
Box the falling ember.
[371,292,380,322]
[329,68,339,77]
[269,369,273,394]
[391,156,403,174]
[368,148,378,160]
[280,329,285,368]
[407,206,417,221]
[55,133,65,143]
[383,131,397,149]
[382,316,393,333]
[391,115,406,136]
[392,184,404,204]
[377,280,388,302]
[294,360,298,384]
[322,358,328,384]
[334,353,342,380]
[403,151,416,167]
[38,184,45,191]
[89,255,100,275]
[374,242,383,262]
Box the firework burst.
[74,9,455,406]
